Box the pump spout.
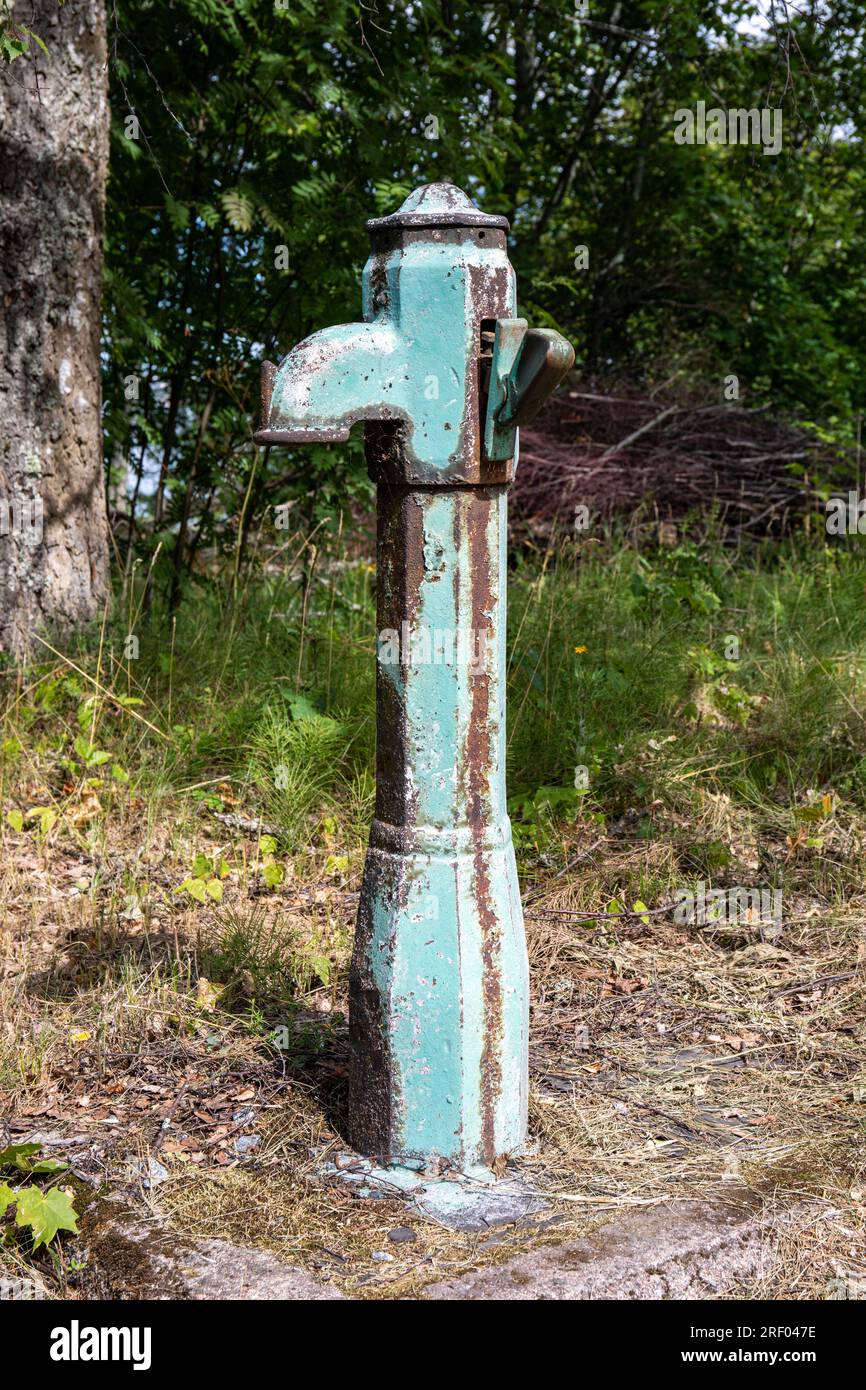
[253,320,406,445]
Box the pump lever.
[483,321,574,462]
[498,328,574,429]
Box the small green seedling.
[0,1144,78,1252]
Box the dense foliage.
[103,1,866,596]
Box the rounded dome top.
[366,182,509,233]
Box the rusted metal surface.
[463,489,503,1169]
[255,183,573,1173]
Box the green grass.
[3,524,866,877]
[506,532,866,825]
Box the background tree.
[0,0,110,658]
[101,0,865,610]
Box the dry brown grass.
[1,785,864,1299]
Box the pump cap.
[366,182,509,234]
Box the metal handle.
[483,320,575,461]
[496,328,575,428]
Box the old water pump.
[255,183,573,1172]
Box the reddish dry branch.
[513,385,852,539]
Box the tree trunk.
[0,0,110,659]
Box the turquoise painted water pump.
[255,184,573,1172]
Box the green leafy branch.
[0,0,48,65]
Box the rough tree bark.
[0,0,110,659]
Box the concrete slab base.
[423,1196,776,1299]
[323,1153,549,1232]
[78,1198,345,1301]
